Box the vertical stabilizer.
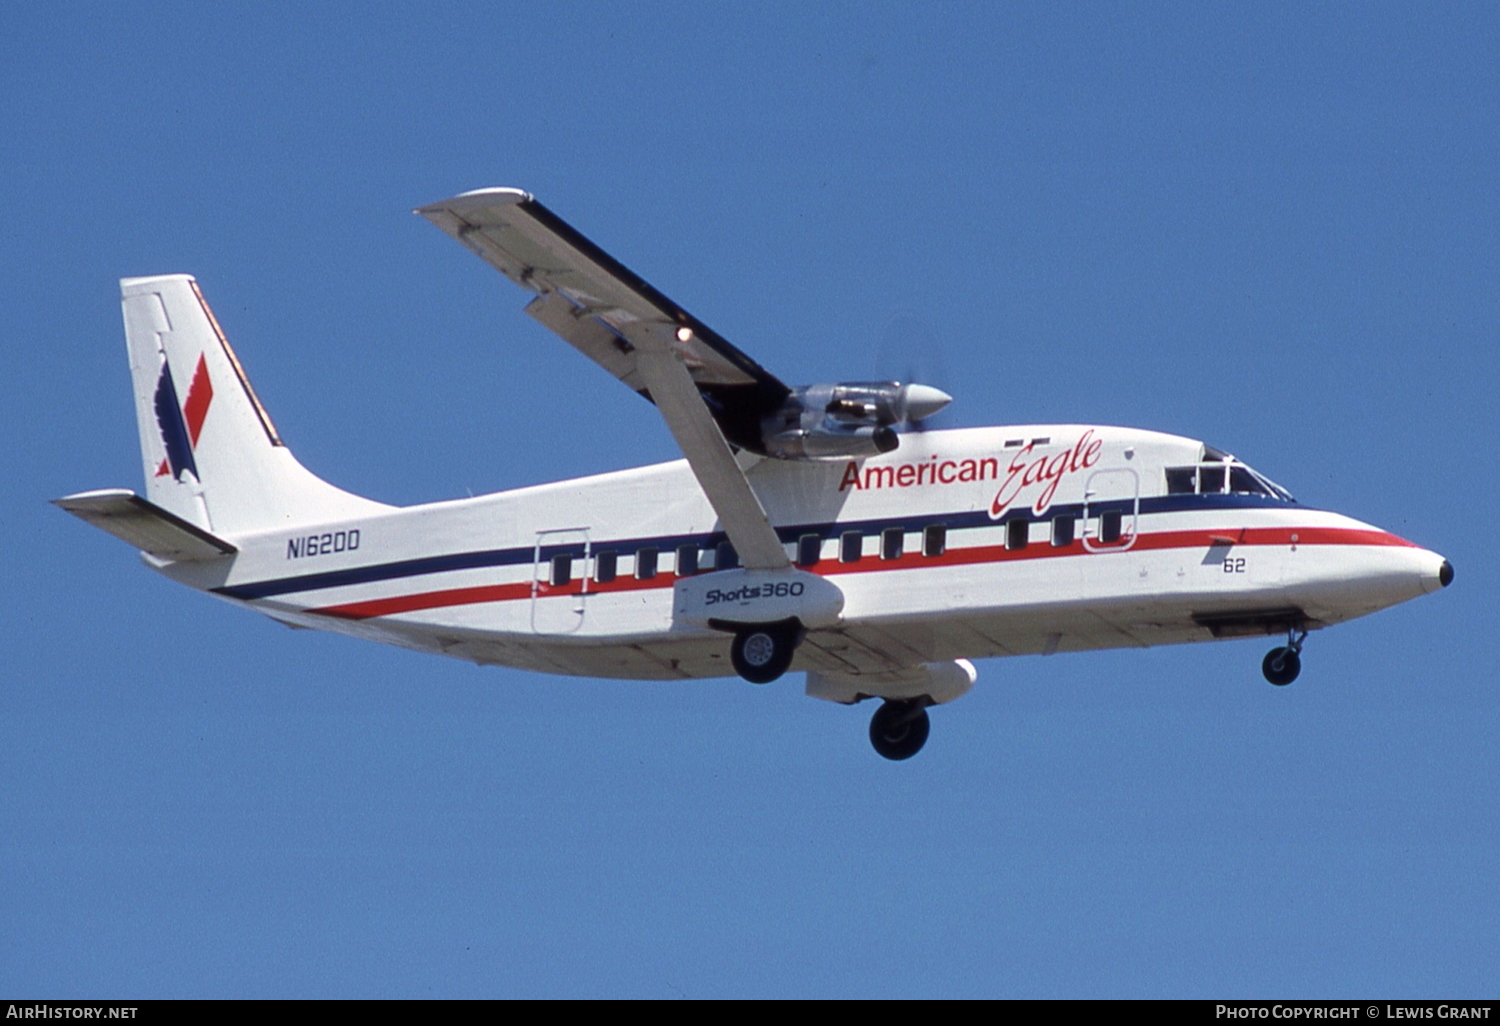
[122,275,389,536]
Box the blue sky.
[2,1,1496,997]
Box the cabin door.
[531,527,590,634]
[1082,468,1139,552]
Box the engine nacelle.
[758,381,951,462]
[764,423,899,461]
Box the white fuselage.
[160,424,1448,685]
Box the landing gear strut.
[869,700,931,761]
[1262,628,1307,686]
[729,620,800,684]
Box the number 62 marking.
[1222,557,1246,574]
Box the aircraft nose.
[1420,552,1454,594]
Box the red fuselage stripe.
[308,525,1416,621]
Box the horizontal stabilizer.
[52,489,237,561]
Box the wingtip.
[52,487,137,509]
[121,273,197,293]
[414,187,533,216]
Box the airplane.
[54,188,1454,760]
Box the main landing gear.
[725,624,960,761]
[1262,628,1308,686]
[729,620,802,684]
[869,700,931,761]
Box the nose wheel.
[869,700,931,761]
[1262,628,1307,686]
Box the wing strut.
[418,188,793,571]
[634,345,789,570]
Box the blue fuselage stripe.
[213,492,1299,601]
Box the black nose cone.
[1439,560,1454,588]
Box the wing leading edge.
[416,189,790,449]
[418,188,791,570]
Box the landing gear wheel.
[730,623,797,684]
[1262,647,1301,686]
[869,700,931,761]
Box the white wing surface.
[418,189,791,570]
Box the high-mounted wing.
[418,188,791,570]
[416,189,790,452]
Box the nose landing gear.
[1262,628,1307,686]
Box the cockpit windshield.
[1165,448,1294,501]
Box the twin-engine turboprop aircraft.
[56,189,1453,759]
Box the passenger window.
[635,546,658,580]
[840,531,863,563]
[797,534,822,568]
[881,527,904,561]
[715,541,738,571]
[1052,515,1075,547]
[923,524,946,557]
[1006,518,1029,551]
[594,550,617,584]
[1166,467,1195,495]
[677,543,700,577]
[1099,510,1122,544]
[1198,466,1225,494]
[550,553,572,587]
